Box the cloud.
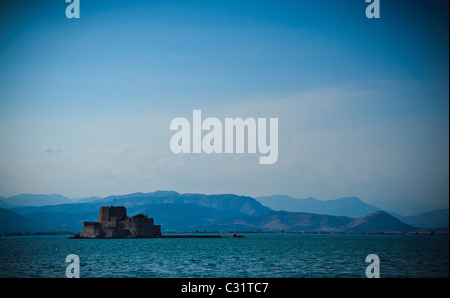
[45,148,62,154]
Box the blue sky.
[0,0,448,213]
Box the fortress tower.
[98,206,127,227]
[79,206,161,238]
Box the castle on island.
[78,206,162,238]
[73,205,244,239]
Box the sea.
[0,233,448,278]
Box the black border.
[5,278,448,297]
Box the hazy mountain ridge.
[0,194,72,207]
[206,211,354,232]
[97,191,272,216]
[255,195,449,229]
[0,191,447,234]
[203,210,420,233]
[0,208,42,233]
[343,211,418,233]
[255,195,381,217]
[1,192,271,233]
[373,199,449,216]
[389,208,449,229]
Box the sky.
[0,0,448,213]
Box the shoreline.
[1,231,448,237]
[68,233,246,239]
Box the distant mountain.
[372,199,448,216]
[139,203,246,232]
[207,210,419,233]
[1,194,72,207]
[390,208,449,229]
[7,191,272,233]
[24,211,99,233]
[71,196,102,203]
[206,211,353,232]
[95,191,272,216]
[12,201,101,215]
[0,191,438,234]
[343,211,418,233]
[256,195,381,218]
[0,198,15,209]
[0,208,41,233]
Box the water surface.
[0,234,447,278]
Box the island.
[70,206,244,239]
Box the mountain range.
[255,195,449,229]
[205,210,420,233]
[255,195,381,218]
[0,192,448,234]
[0,194,72,208]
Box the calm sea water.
[0,234,448,278]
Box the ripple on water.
[0,234,448,278]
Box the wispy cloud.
[45,148,62,154]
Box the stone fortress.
[79,206,162,238]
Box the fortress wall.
[154,225,161,236]
[103,227,130,238]
[80,206,161,238]
[128,217,161,237]
[80,222,103,238]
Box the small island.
[70,206,244,239]
[74,206,161,238]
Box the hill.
[373,199,448,216]
[1,194,72,207]
[391,208,449,229]
[207,210,419,233]
[343,211,418,233]
[0,208,41,233]
[97,191,272,216]
[0,191,434,234]
[256,195,381,218]
[206,211,353,232]
[6,191,272,233]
